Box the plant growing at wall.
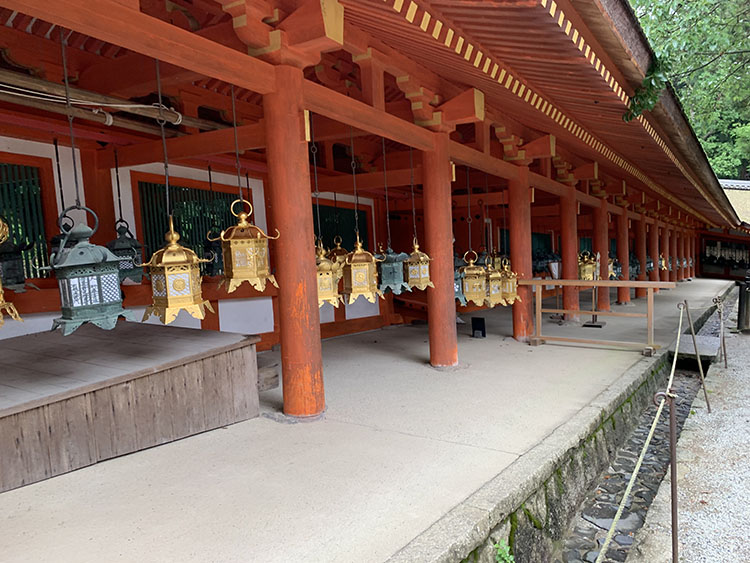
[494,540,515,563]
[622,57,669,122]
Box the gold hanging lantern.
[342,234,383,304]
[316,239,342,308]
[484,258,505,308]
[211,199,279,293]
[459,250,487,306]
[658,253,668,271]
[404,238,434,290]
[327,235,348,281]
[140,216,213,324]
[0,217,22,327]
[494,256,520,306]
[578,250,597,281]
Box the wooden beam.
[98,122,265,169]
[520,135,555,160]
[3,0,276,94]
[317,167,420,193]
[449,141,519,181]
[573,162,598,180]
[303,80,434,151]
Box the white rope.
[594,305,685,563]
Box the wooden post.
[561,190,579,318]
[423,132,458,367]
[535,282,542,340]
[264,66,325,418]
[647,287,654,348]
[649,222,660,292]
[679,229,687,280]
[509,166,533,339]
[635,214,648,298]
[616,210,630,304]
[661,225,670,282]
[594,199,610,311]
[691,233,697,278]
[670,227,678,282]
[80,149,116,246]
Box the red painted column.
[509,166,533,339]
[616,210,630,304]
[679,230,686,280]
[561,190,579,317]
[422,133,458,366]
[661,225,670,282]
[691,233,697,277]
[81,149,117,245]
[264,66,324,418]
[669,229,677,281]
[649,222,660,292]
[635,214,648,298]
[594,199,610,310]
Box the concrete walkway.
[0,279,731,563]
[627,306,750,563]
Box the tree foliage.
[630,0,750,179]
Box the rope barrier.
[595,303,685,563]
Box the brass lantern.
[46,208,133,336]
[578,251,597,281]
[0,218,22,327]
[484,259,505,308]
[106,219,145,284]
[376,244,410,295]
[213,199,279,293]
[327,235,348,281]
[315,239,342,308]
[141,216,213,324]
[404,238,434,290]
[342,234,383,304]
[499,257,521,306]
[460,250,487,306]
[658,253,667,271]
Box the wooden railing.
[518,279,676,353]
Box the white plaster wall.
[0,312,58,339]
[319,303,335,324]
[218,297,274,335]
[345,296,381,320]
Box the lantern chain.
[349,127,359,237]
[154,59,171,217]
[408,147,418,241]
[381,137,392,250]
[466,165,472,252]
[230,84,243,202]
[310,113,322,241]
[245,172,251,201]
[114,149,124,221]
[59,28,81,208]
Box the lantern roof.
[221,211,269,241]
[347,236,379,265]
[405,241,431,264]
[375,245,409,263]
[106,223,143,252]
[143,217,203,268]
[52,223,119,268]
[315,242,338,273]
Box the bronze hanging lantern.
[499,257,521,306]
[106,219,145,283]
[459,250,487,306]
[376,244,410,295]
[0,217,22,327]
[140,216,213,324]
[578,250,597,280]
[212,199,279,293]
[405,238,434,290]
[342,234,383,304]
[315,239,342,308]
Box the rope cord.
[154,59,171,217]
[230,85,244,202]
[381,137,392,249]
[310,114,322,241]
[52,138,66,211]
[59,29,81,207]
[114,149,124,221]
[466,165,472,252]
[408,147,418,241]
[595,305,685,563]
[349,127,359,236]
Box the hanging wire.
[114,149,124,221]
[502,183,508,255]
[207,164,217,219]
[59,28,81,208]
[466,165,472,252]
[245,172,251,200]
[310,114,322,241]
[154,59,171,217]
[483,172,489,253]
[349,127,360,237]
[230,85,243,201]
[381,137,392,249]
[52,138,66,211]
[408,147,418,241]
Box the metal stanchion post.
[683,300,712,413]
[668,392,679,563]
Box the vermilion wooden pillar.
[649,223,660,292]
[616,210,630,304]
[678,230,686,280]
[509,166,533,339]
[661,226,670,282]
[560,191,579,317]
[669,229,679,281]
[264,66,325,418]
[423,133,458,367]
[81,149,116,245]
[594,200,610,311]
[635,214,648,298]
[691,233,697,277]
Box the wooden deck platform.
[0,323,260,493]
